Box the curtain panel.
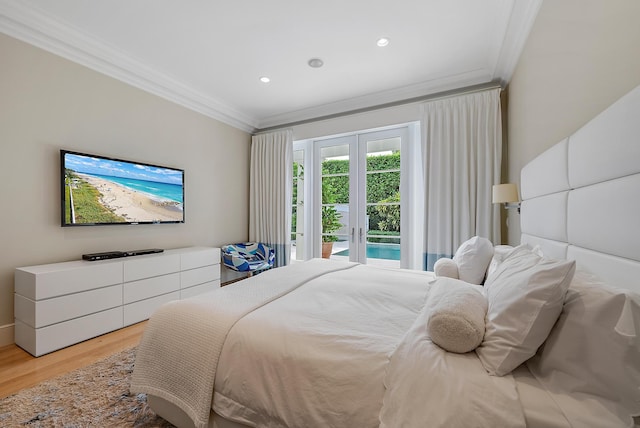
[422,89,502,271]
[249,129,293,267]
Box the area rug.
[0,347,174,427]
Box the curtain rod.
[254,80,503,135]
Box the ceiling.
[0,0,542,132]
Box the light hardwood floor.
[0,321,147,399]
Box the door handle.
[351,227,355,243]
[359,227,363,244]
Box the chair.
[221,242,275,276]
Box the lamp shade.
[492,183,519,204]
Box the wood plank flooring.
[0,321,147,399]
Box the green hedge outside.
[293,152,402,238]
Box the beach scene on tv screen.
[63,153,183,225]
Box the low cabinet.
[14,246,220,356]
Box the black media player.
[82,249,164,261]
[123,248,164,257]
[82,251,125,261]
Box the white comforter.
[213,262,433,427]
[212,261,527,428]
[380,296,526,428]
[131,259,357,428]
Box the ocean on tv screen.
[62,152,184,225]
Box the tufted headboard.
[520,85,640,294]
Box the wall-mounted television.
[61,150,184,226]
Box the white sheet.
[213,263,434,427]
[511,365,570,428]
[380,297,526,428]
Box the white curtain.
[249,129,293,267]
[422,88,502,270]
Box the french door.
[313,127,407,267]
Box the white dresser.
[14,246,220,356]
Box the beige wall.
[0,34,252,345]
[507,0,640,245]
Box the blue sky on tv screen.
[65,153,182,186]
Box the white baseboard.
[0,323,15,347]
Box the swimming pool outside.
[334,243,400,260]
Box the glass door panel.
[291,149,305,261]
[361,135,402,268]
[319,143,352,260]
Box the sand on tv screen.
[61,150,184,226]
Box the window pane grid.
[322,173,348,178]
[366,168,400,175]
[367,202,400,207]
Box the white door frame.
[311,127,409,266]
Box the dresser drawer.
[180,280,220,299]
[15,260,122,300]
[180,247,220,270]
[181,264,220,289]
[123,254,180,282]
[123,291,179,326]
[15,284,122,328]
[14,307,123,357]
[123,272,180,304]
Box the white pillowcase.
[485,245,514,279]
[476,245,576,376]
[526,270,640,427]
[426,278,487,353]
[433,257,459,279]
[452,236,494,284]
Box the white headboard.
[520,85,640,294]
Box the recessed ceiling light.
[260,76,271,83]
[308,58,324,68]
[377,37,390,47]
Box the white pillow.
[486,245,514,279]
[426,277,487,353]
[526,270,640,427]
[433,258,459,279]
[452,236,494,284]
[476,245,576,376]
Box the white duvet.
[212,261,527,427]
[380,299,526,428]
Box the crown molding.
[0,0,539,133]
[257,68,493,129]
[257,81,502,133]
[492,0,543,85]
[0,1,258,133]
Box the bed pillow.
[526,270,640,427]
[452,236,494,284]
[426,277,487,353]
[433,257,459,279]
[485,245,514,279]
[476,245,576,376]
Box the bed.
[131,84,640,428]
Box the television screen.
[61,150,184,226]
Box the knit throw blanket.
[130,259,357,428]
